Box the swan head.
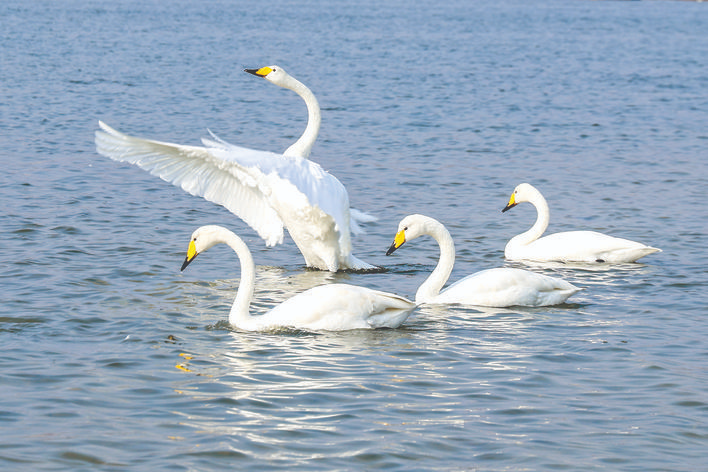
[180,225,228,271]
[386,214,439,256]
[502,183,539,213]
[244,65,291,87]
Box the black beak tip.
[502,203,516,213]
[244,68,260,77]
[386,243,398,256]
[180,256,192,272]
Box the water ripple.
[2,0,708,470]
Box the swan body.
[502,183,661,263]
[181,225,415,331]
[95,65,376,271]
[386,215,580,307]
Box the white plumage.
[95,65,375,271]
[181,225,416,331]
[386,214,580,307]
[502,183,661,263]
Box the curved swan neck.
[221,231,256,325]
[282,77,321,159]
[416,220,455,303]
[513,187,550,247]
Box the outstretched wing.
[95,121,284,246]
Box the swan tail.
[601,245,662,263]
[364,291,415,328]
[367,305,415,329]
[627,246,662,262]
[346,255,379,271]
[349,208,378,235]
[643,246,662,256]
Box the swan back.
[263,284,415,331]
[436,268,580,307]
[509,230,661,263]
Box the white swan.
[386,214,580,307]
[180,225,415,331]
[95,65,376,271]
[502,183,661,263]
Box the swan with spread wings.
[95,65,375,271]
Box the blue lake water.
[2,0,708,470]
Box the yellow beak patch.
[386,229,407,256]
[181,239,199,271]
[187,240,198,261]
[255,66,273,77]
[501,192,519,213]
[393,230,406,249]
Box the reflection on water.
[169,293,628,467]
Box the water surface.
[1,0,707,470]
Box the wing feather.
[95,121,284,246]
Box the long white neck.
[508,187,550,250]
[416,221,455,303]
[220,231,256,326]
[282,76,321,158]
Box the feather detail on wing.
[349,208,378,235]
[203,132,355,261]
[95,121,284,246]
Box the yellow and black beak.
[502,193,517,213]
[180,239,199,271]
[386,230,407,256]
[244,66,272,78]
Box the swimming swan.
[386,214,580,307]
[95,65,375,271]
[180,225,416,331]
[502,183,661,263]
